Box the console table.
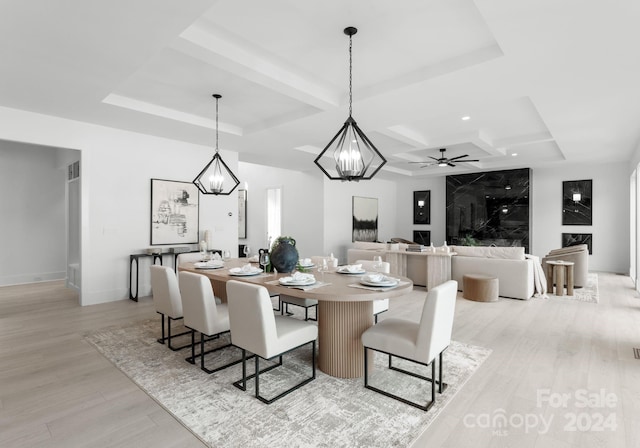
[129,253,168,301]
[129,249,222,301]
[385,250,455,289]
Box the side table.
[546,260,575,296]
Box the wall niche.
[446,168,531,251]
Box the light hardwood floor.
[1,273,639,447]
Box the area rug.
[85,319,491,448]
[555,272,599,303]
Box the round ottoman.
[463,274,499,302]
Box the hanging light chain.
[215,95,219,153]
[348,32,353,117]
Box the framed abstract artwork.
[562,179,592,225]
[238,189,247,239]
[562,233,592,254]
[352,196,378,242]
[413,190,430,224]
[413,230,431,246]
[150,178,199,245]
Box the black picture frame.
[413,230,431,246]
[562,233,592,254]
[562,179,592,225]
[413,190,430,224]
[150,178,200,245]
[352,196,378,242]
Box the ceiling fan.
[410,148,479,167]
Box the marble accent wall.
[446,168,531,251]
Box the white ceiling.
[2,0,640,180]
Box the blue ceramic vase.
[270,237,299,273]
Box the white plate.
[360,279,399,287]
[194,262,224,269]
[279,278,316,286]
[298,263,315,268]
[229,269,262,276]
[337,269,366,275]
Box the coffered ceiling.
[1,0,639,180]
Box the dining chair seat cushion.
[362,318,420,361]
[272,315,318,357]
[226,281,317,360]
[372,298,389,315]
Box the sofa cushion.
[452,245,525,260]
[548,244,588,256]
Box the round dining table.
[179,259,414,378]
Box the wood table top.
[179,259,413,302]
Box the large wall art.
[352,196,378,242]
[150,178,199,245]
[446,168,531,251]
[562,179,592,225]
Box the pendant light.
[314,27,386,181]
[193,94,240,195]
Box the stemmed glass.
[317,258,328,279]
[222,250,231,260]
[373,255,383,272]
[243,245,251,258]
[259,252,270,273]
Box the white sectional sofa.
[450,245,534,300]
[347,242,538,299]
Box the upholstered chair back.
[150,265,183,318]
[226,280,278,358]
[179,271,229,335]
[415,280,457,364]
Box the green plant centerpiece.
[270,236,299,273]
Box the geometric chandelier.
[314,27,386,181]
[193,94,240,195]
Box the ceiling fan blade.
[455,159,479,163]
[447,162,456,167]
[448,154,470,161]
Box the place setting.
[227,263,264,277]
[269,271,329,291]
[334,263,366,275]
[349,272,407,291]
[194,252,225,269]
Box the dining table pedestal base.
[318,300,374,378]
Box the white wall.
[0,106,237,305]
[395,174,448,247]
[238,164,399,265]
[323,176,399,263]
[238,162,324,258]
[0,141,67,285]
[532,161,629,273]
[396,163,630,273]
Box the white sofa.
[450,246,534,300]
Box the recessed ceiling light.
[511,152,518,157]
[461,116,471,121]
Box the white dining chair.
[361,280,457,411]
[226,280,318,404]
[356,259,391,323]
[179,271,244,374]
[149,265,191,350]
